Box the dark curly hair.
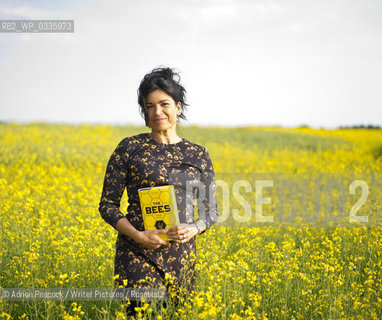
[137,67,188,127]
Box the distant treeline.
[296,124,381,129]
[338,124,381,129]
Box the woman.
[99,67,218,316]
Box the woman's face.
[144,89,182,132]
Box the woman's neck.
[150,130,182,144]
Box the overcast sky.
[0,0,381,128]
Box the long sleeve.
[194,147,218,234]
[99,139,130,229]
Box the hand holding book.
[114,217,170,250]
[134,229,170,250]
[167,223,199,243]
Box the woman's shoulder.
[116,133,149,145]
[181,138,208,153]
[113,133,150,153]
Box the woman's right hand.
[133,229,170,250]
[115,218,169,250]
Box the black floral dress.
[99,133,218,292]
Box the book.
[138,185,180,241]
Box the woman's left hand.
[167,223,198,243]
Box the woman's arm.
[167,147,218,242]
[99,139,170,249]
[195,147,218,234]
[99,140,129,228]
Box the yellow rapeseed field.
[0,123,381,319]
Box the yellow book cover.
[138,185,180,241]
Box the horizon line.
[1,120,381,130]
